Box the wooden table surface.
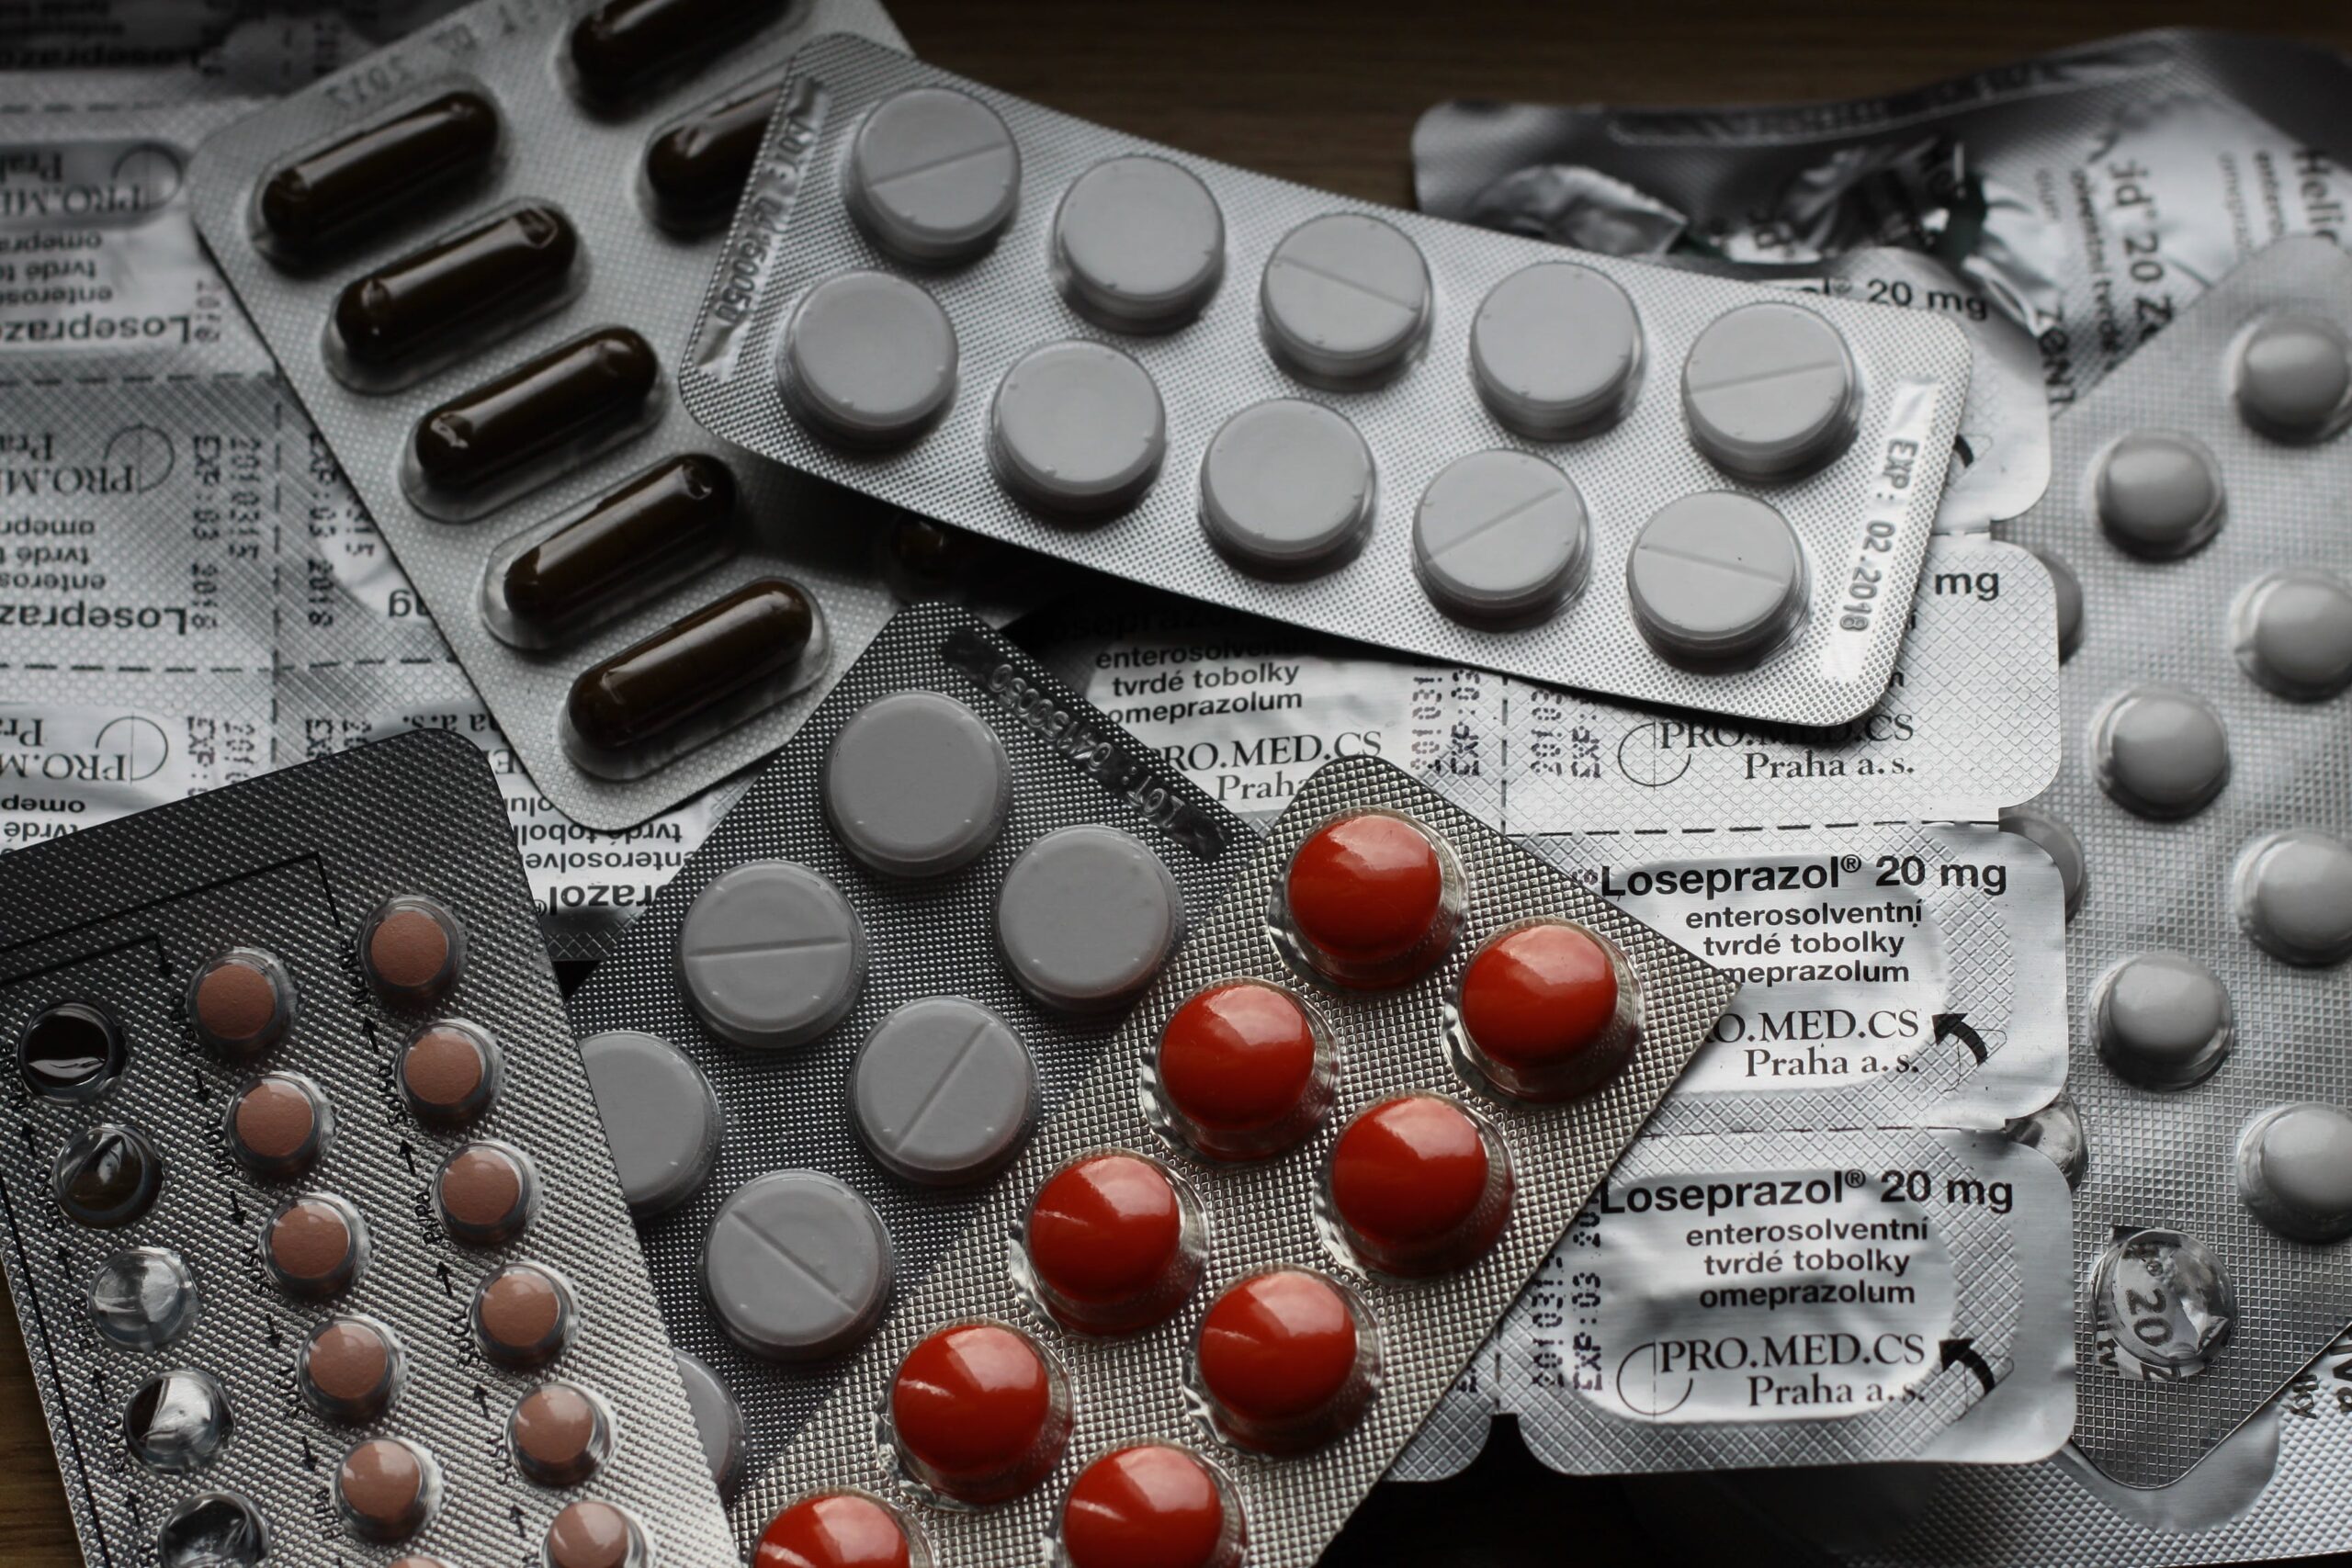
[10,1,2352,1562]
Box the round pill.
[782,272,958,448]
[188,948,296,1058]
[2236,1103,2352,1242]
[2095,953,2233,1089]
[1281,810,1455,987]
[264,1194,365,1297]
[754,1493,919,1568]
[1154,980,1331,1160]
[88,1247,200,1351]
[675,1350,745,1501]
[436,1141,537,1245]
[158,1493,267,1568]
[1197,399,1375,578]
[124,1368,232,1472]
[2093,431,2225,558]
[580,1030,722,1217]
[512,1382,612,1488]
[1053,155,1225,331]
[474,1262,575,1367]
[1999,807,2088,922]
[300,1316,400,1422]
[824,691,1012,877]
[2006,1089,2089,1190]
[2234,313,2352,442]
[2094,1228,2234,1375]
[889,1321,1069,1505]
[679,861,866,1050]
[2091,684,2230,819]
[1061,1445,1242,1568]
[17,999,126,1101]
[1329,1095,1512,1276]
[53,1122,162,1228]
[1025,1152,1197,1334]
[1455,921,1632,1100]
[2233,569,2352,700]
[996,826,1183,1013]
[989,340,1167,517]
[337,1436,437,1541]
[2022,544,2085,661]
[1194,1269,1374,1453]
[362,896,465,1005]
[704,1171,892,1360]
[1260,212,1432,386]
[1680,301,1860,479]
[397,1020,499,1125]
[546,1499,648,1568]
[227,1072,333,1177]
[1470,261,1644,438]
[845,86,1020,264]
[1626,491,1808,666]
[2235,829,2352,966]
[852,998,1035,1185]
[1413,449,1589,625]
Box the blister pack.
[0,728,735,1567]
[682,33,1983,730]
[0,3,464,88]
[182,0,977,830]
[1992,235,2352,1486]
[736,752,1740,1565]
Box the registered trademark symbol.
[1839,854,1864,873]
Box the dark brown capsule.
[502,455,738,637]
[565,579,815,761]
[412,327,658,497]
[333,205,581,372]
[258,91,499,259]
[569,0,781,109]
[645,80,780,230]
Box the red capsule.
[1194,1270,1374,1453]
[1457,920,1632,1100]
[1154,981,1329,1159]
[754,1492,920,1568]
[1329,1094,1512,1275]
[888,1322,1069,1504]
[1060,1446,1240,1568]
[1025,1153,1195,1333]
[1282,812,1454,985]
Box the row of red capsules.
[0,730,736,1568]
[734,750,1739,1565]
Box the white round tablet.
[1413,449,1589,624]
[2233,313,2352,443]
[1680,301,1860,479]
[672,1350,744,1499]
[844,85,1020,264]
[2021,544,2084,661]
[997,825,1182,1013]
[703,1171,891,1361]
[1626,491,1807,666]
[1470,261,1643,439]
[988,340,1166,516]
[2233,569,2352,700]
[1260,211,1432,387]
[2093,952,2233,1089]
[1998,806,2087,922]
[825,691,1012,877]
[1051,154,1225,332]
[851,997,1035,1186]
[2092,430,2224,558]
[1197,399,1375,578]
[678,861,866,1050]
[2090,684,2230,820]
[779,271,957,448]
[2236,1103,2352,1242]
[2233,829,2352,967]
[579,1030,722,1217]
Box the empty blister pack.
[738,753,1739,1566]
[562,603,1253,1501]
[0,729,735,1567]
[183,0,989,830]
[1995,235,2352,1486]
[682,33,1980,729]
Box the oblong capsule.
[644,81,779,231]
[259,91,499,259]
[568,0,780,109]
[564,579,825,777]
[487,455,740,646]
[332,205,582,377]
[411,327,658,502]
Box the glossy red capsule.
[1457,920,1632,1100]
[1282,812,1454,985]
[1329,1094,1512,1275]
[1154,981,1329,1159]
[1025,1153,1196,1333]
[888,1322,1069,1504]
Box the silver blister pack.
[745,753,1740,1565]
[1996,235,2352,1486]
[682,34,1981,730]
[183,0,953,830]
[563,604,1256,1507]
[0,729,735,1567]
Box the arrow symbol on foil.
[435,1261,453,1298]
[1940,1337,1996,1392]
[1935,1012,1986,1064]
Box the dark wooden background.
[9,1,2352,1561]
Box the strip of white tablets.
[824,692,1012,876]
[2236,1103,2352,1242]
[671,1350,744,1499]
[781,271,957,447]
[2234,829,2352,966]
[1625,491,1807,665]
[2091,684,2231,819]
[703,1171,891,1360]
[2233,569,2352,700]
[1999,806,2087,921]
[1680,301,1860,479]
[2022,543,2085,661]
[1197,399,1375,577]
[2095,953,2233,1089]
[1052,154,1225,332]
[1469,261,1643,439]
[1413,449,1589,624]
[1260,212,1431,386]
[996,825,1182,1013]
[2233,314,2352,443]
[678,861,866,1050]
[2093,430,2225,558]
[579,1031,722,1217]
[852,997,1035,1185]
[844,85,1020,264]
[989,340,1167,516]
